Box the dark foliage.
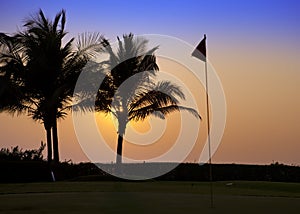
[1,156,300,183]
[0,142,45,161]
[157,163,300,182]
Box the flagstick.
[192,34,214,208]
[204,56,214,208]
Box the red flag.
[192,34,206,62]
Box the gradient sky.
[0,0,299,164]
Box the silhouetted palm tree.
[0,33,27,116]
[0,10,104,163]
[95,34,200,164]
[20,10,105,163]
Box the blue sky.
[1,0,299,47]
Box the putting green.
[0,181,299,213]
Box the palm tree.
[0,33,27,118]
[0,10,104,163]
[20,9,105,163]
[95,34,200,164]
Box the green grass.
[0,181,299,213]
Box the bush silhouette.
[0,142,45,161]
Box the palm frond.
[129,90,177,113]
[61,9,66,33]
[52,10,62,33]
[129,104,201,121]
[138,54,159,73]
[38,9,49,30]
[129,80,185,112]
[154,81,185,100]
[53,9,66,34]
[24,9,50,33]
[76,32,105,59]
[135,37,148,55]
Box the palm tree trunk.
[52,119,59,163]
[46,127,52,163]
[116,133,123,165]
[116,120,126,165]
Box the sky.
[0,0,299,165]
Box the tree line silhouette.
[0,9,199,165]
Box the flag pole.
[204,46,214,208]
[192,34,214,208]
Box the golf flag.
[192,34,206,62]
[192,34,213,208]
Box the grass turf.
[0,181,299,213]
